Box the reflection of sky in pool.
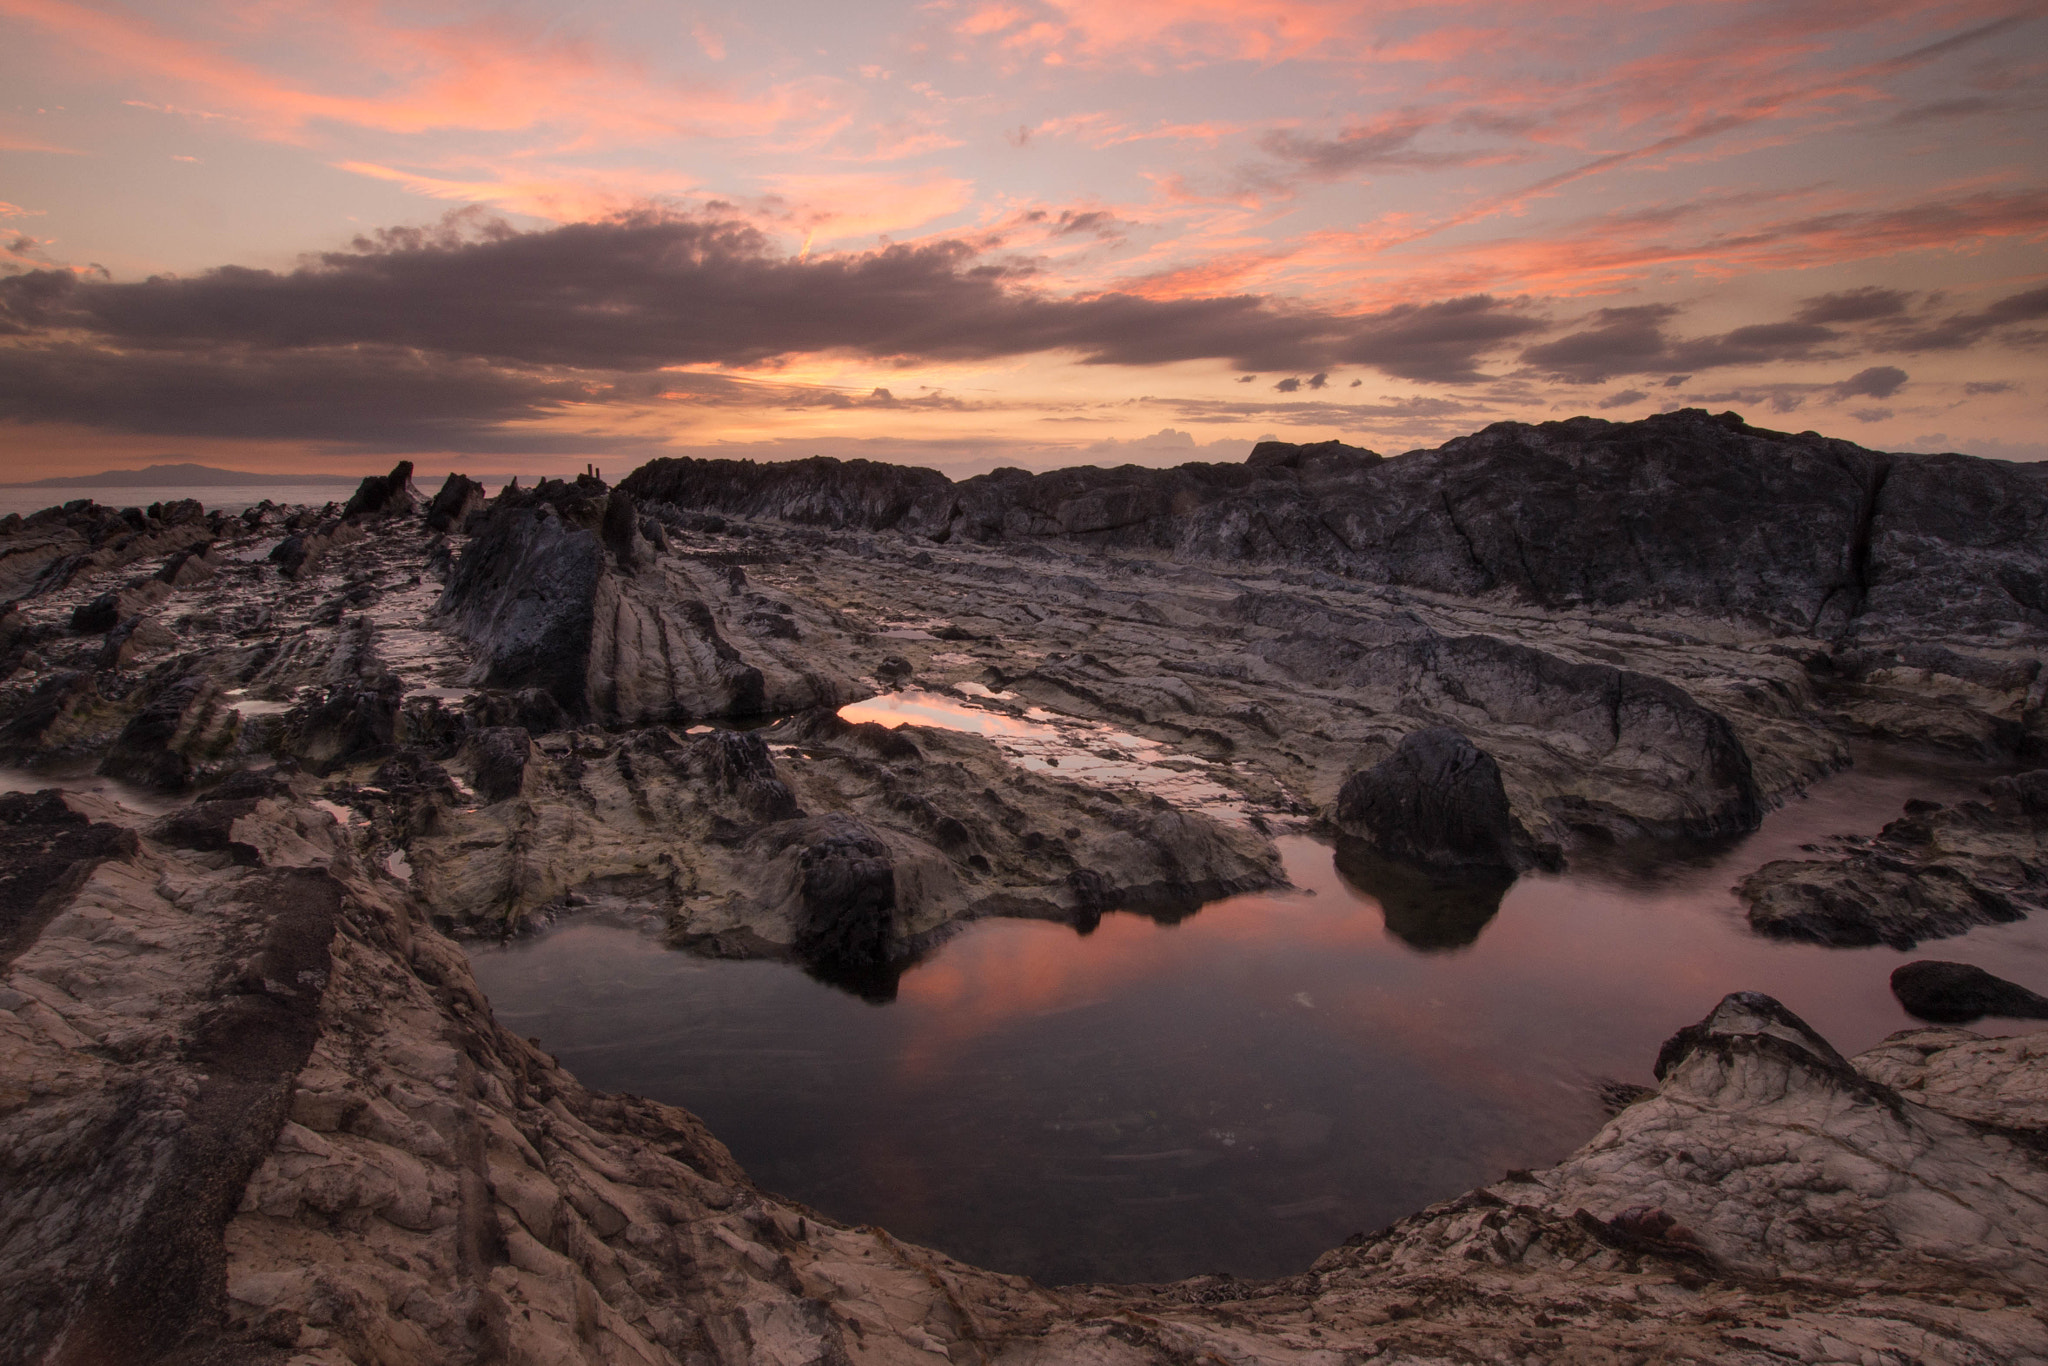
[836,686,1250,818]
[469,749,2048,1286]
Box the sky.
[0,0,2044,481]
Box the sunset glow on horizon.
[1,0,2043,481]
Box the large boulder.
[1332,727,1528,874]
[1891,960,2048,1023]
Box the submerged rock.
[1892,960,2048,1023]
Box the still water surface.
[468,742,2048,1286]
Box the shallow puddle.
[468,747,2048,1286]
[837,686,1248,817]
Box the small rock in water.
[1890,960,2048,1023]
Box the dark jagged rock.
[683,728,801,821]
[69,576,170,633]
[1740,771,2048,948]
[283,674,403,772]
[1891,960,2048,1023]
[620,410,2048,637]
[0,497,213,602]
[788,814,899,991]
[422,472,486,532]
[468,725,533,803]
[98,673,239,791]
[1333,727,1526,873]
[621,454,950,530]
[466,686,569,735]
[341,460,418,519]
[441,484,841,723]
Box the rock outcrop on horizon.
[623,408,2048,641]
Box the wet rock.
[788,814,898,989]
[468,726,533,803]
[341,460,418,519]
[1739,773,2047,947]
[1891,960,2048,1023]
[1332,727,1526,874]
[154,544,219,587]
[874,655,913,683]
[422,473,486,532]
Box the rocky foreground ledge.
[4,409,2048,1363]
[3,789,2045,1365]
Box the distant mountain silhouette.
[4,462,358,488]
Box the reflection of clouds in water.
[838,687,1245,816]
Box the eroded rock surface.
[1739,769,2048,947]
[3,412,2048,1364]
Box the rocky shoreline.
[4,408,2048,1363]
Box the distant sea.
[0,477,508,520]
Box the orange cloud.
[0,0,800,145]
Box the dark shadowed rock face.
[468,726,532,803]
[1891,960,2048,1023]
[1334,727,1525,873]
[422,472,486,533]
[342,460,418,519]
[440,497,608,713]
[788,814,899,997]
[618,409,2048,638]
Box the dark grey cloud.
[1965,380,2016,395]
[1829,365,1908,400]
[1793,287,1913,324]
[1306,371,1329,390]
[1883,284,2048,351]
[1597,388,1648,410]
[1274,376,1301,392]
[0,211,1557,446]
[1521,305,1845,382]
[0,341,667,453]
[0,211,1544,383]
[1848,406,1894,423]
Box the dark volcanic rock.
[468,726,533,803]
[1739,771,2048,948]
[1334,727,1525,873]
[284,674,404,772]
[441,481,836,723]
[423,472,487,532]
[1891,960,2048,1023]
[621,454,950,529]
[787,814,899,997]
[616,410,2048,637]
[342,460,418,519]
